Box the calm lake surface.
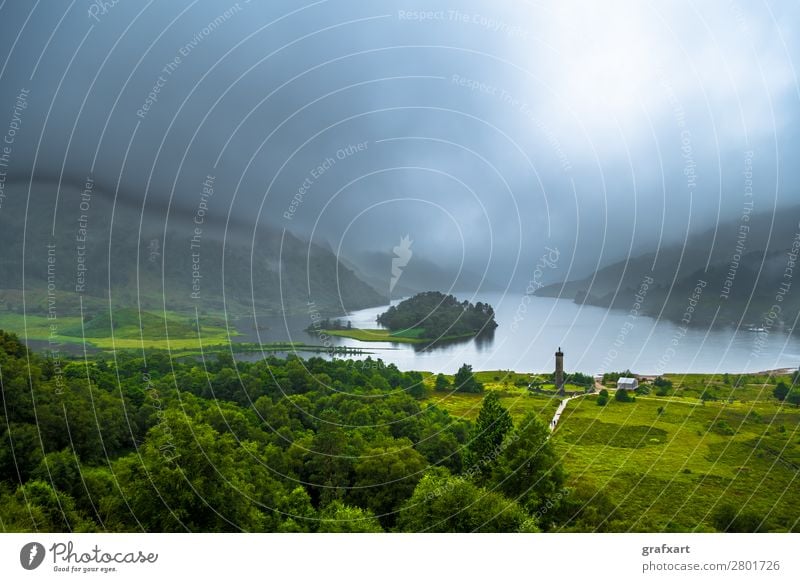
[233,292,800,375]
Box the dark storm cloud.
[0,0,798,290]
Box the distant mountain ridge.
[535,206,800,332]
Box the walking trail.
[547,380,604,434]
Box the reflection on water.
[409,330,492,353]
[473,328,496,352]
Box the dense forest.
[377,292,498,340]
[2,329,797,532]
[0,329,600,533]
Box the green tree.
[114,411,275,532]
[0,480,91,532]
[434,373,450,392]
[467,391,512,476]
[615,388,632,402]
[491,413,565,517]
[286,358,312,394]
[566,372,594,387]
[317,501,383,532]
[712,503,770,532]
[700,390,717,402]
[297,409,354,506]
[397,468,534,532]
[453,363,483,394]
[653,376,673,396]
[78,466,124,530]
[30,449,84,501]
[402,371,426,399]
[277,486,316,532]
[350,438,427,525]
[413,405,468,474]
[773,381,789,402]
[0,423,45,482]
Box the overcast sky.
[1,0,798,289]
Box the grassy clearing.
[421,372,562,422]
[84,335,232,350]
[323,327,475,344]
[0,312,84,341]
[662,372,790,402]
[388,327,427,339]
[324,328,427,343]
[553,377,800,531]
[473,370,538,385]
[0,309,234,351]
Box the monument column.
[555,347,565,395]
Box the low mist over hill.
[536,206,800,332]
[0,181,385,325]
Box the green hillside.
[536,206,800,332]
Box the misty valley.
[1,2,800,563]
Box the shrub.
[453,364,483,393]
[615,388,632,402]
[708,420,735,436]
[653,376,673,396]
[712,503,770,532]
[773,381,789,402]
[434,373,450,392]
[700,390,717,402]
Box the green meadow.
[421,370,576,421]
[323,327,475,344]
[552,373,800,531]
[423,384,562,422]
[0,308,234,351]
[419,369,800,531]
[0,308,389,355]
[324,328,427,343]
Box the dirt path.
[549,393,588,433]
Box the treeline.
[377,292,498,339]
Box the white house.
[617,377,638,391]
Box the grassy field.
[420,369,800,531]
[323,327,476,344]
[421,370,563,422]
[324,328,426,343]
[0,312,84,340]
[0,308,234,351]
[552,373,800,531]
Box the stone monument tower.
[555,347,565,395]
